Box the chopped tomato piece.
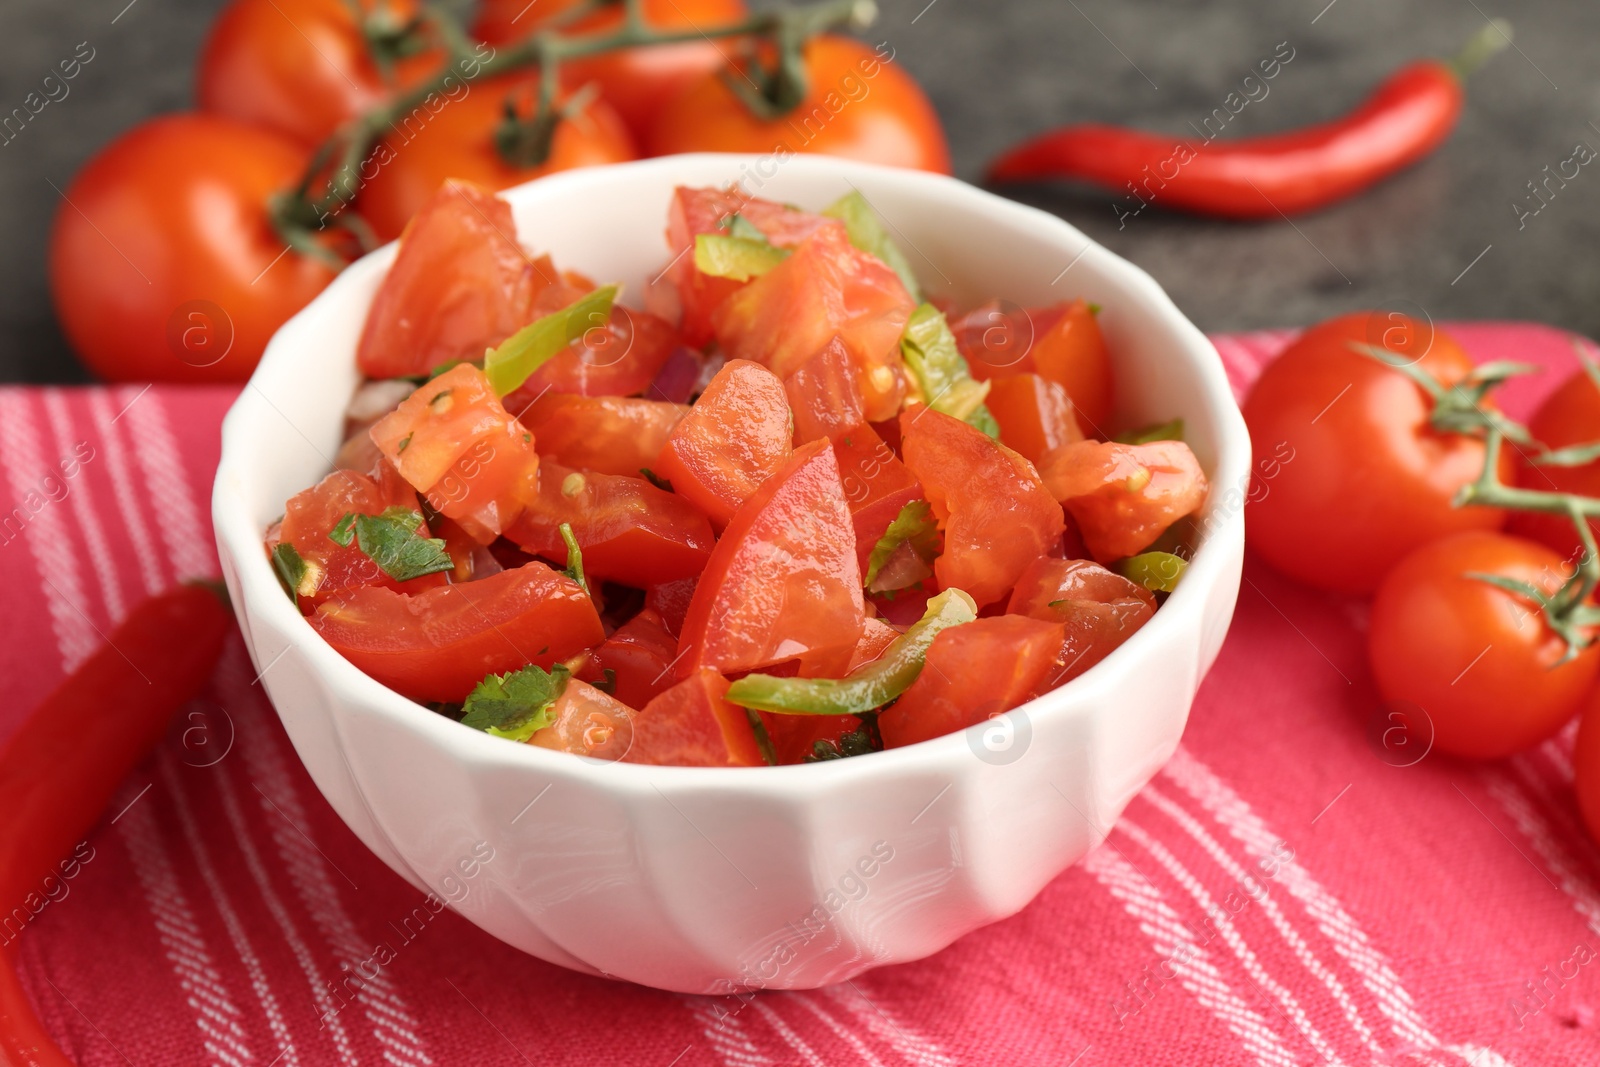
[985,373,1084,465]
[712,224,914,422]
[624,668,764,767]
[834,426,923,575]
[653,358,792,530]
[677,439,865,679]
[356,180,538,379]
[761,617,899,764]
[529,679,635,761]
[575,608,679,709]
[370,363,540,543]
[878,615,1065,749]
[505,462,714,586]
[307,561,605,704]
[645,577,698,638]
[784,337,865,444]
[899,407,1064,608]
[962,299,1111,436]
[506,302,682,401]
[1008,557,1154,683]
[1039,440,1208,561]
[519,393,687,477]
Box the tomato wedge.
[963,298,1111,436]
[307,561,604,703]
[645,576,698,637]
[1039,439,1207,562]
[575,608,679,710]
[653,358,793,529]
[899,407,1064,608]
[624,669,764,767]
[505,461,714,586]
[370,363,540,543]
[985,373,1083,465]
[677,439,865,679]
[878,615,1065,749]
[356,180,537,380]
[761,618,899,764]
[713,224,914,421]
[519,393,687,477]
[529,679,635,761]
[1007,557,1154,683]
[784,337,865,445]
[835,427,923,575]
[510,302,683,400]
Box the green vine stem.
[273,0,878,254]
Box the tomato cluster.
[49,0,951,385]
[1243,314,1600,801]
[265,180,1210,766]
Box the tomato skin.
[985,373,1083,465]
[653,359,793,530]
[1512,366,1600,562]
[355,74,635,242]
[784,337,867,445]
[49,114,336,384]
[899,408,1064,609]
[198,0,439,146]
[520,394,687,477]
[713,223,915,422]
[529,679,636,759]
[623,669,764,767]
[963,299,1111,436]
[834,427,923,574]
[1369,532,1599,760]
[677,439,866,679]
[1039,439,1208,562]
[309,561,605,704]
[645,577,698,637]
[512,303,683,400]
[649,36,952,175]
[1575,690,1600,843]
[1008,558,1154,683]
[370,364,540,543]
[1244,313,1510,594]
[578,609,679,710]
[878,615,1065,749]
[505,462,715,586]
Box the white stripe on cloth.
[750,998,829,1067]
[42,390,125,623]
[1163,748,1440,1050]
[119,388,216,580]
[785,992,888,1067]
[817,983,961,1067]
[1141,784,1384,1057]
[1118,817,1349,1066]
[682,994,772,1067]
[1482,769,1600,940]
[1082,842,1299,1067]
[85,389,167,596]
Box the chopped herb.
[899,304,996,434]
[1119,551,1188,593]
[396,432,413,454]
[865,499,940,593]
[559,522,588,594]
[822,190,922,301]
[327,513,357,547]
[804,719,882,761]
[461,664,571,742]
[693,233,790,281]
[426,359,468,380]
[1114,418,1184,445]
[271,542,312,600]
[343,506,455,582]
[1087,302,1102,315]
[746,708,778,766]
[484,285,618,396]
[591,668,619,696]
[726,213,767,241]
[639,467,674,492]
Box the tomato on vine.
[1511,358,1600,564]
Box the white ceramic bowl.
[212,153,1248,993]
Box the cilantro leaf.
[822,190,922,301]
[804,720,881,762]
[271,542,313,600]
[1114,418,1184,445]
[726,213,767,241]
[899,304,995,434]
[559,521,588,594]
[865,499,941,593]
[693,234,789,281]
[344,507,455,582]
[461,664,571,741]
[484,285,618,396]
[639,467,674,492]
[327,513,356,547]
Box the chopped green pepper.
[1119,551,1188,593]
[822,190,922,300]
[693,233,790,281]
[899,304,996,434]
[484,285,617,396]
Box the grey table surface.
[1,0,1595,384]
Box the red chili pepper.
[0,582,232,1067]
[987,22,1510,219]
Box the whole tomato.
[1574,688,1600,842]
[1243,312,1510,594]
[474,0,749,142]
[198,0,441,146]
[354,74,636,241]
[1368,531,1598,760]
[648,36,951,174]
[49,114,336,384]
[1511,361,1600,564]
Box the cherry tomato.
[49,114,336,383]
[1368,531,1599,760]
[506,462,715,586]
[356,74,635,242]
[370,364,540,542]
[357,180,539,380]
[962,299,1111,436]
[878,615,1065,749]
[900,408,1064,608]
[676,439,865,679]
[575,608,679,710]
[653,359,793,530]
[649,36,952,175]
[198,0,440,146]
[1039,439,1208,562]
[1008,558,1154,683]
[520,394,688,477]
[528,678,636,760]
[1511,364,1600,562]
[985,373,1083,465]
[624,669,764,767]
[1244,312,1510,595]
[1574,689,1600,843]
[309,561,605,703]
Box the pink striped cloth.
[3,323,1599,1067]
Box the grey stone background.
[1,0,1595,383]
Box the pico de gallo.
[264,178,1210,766]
